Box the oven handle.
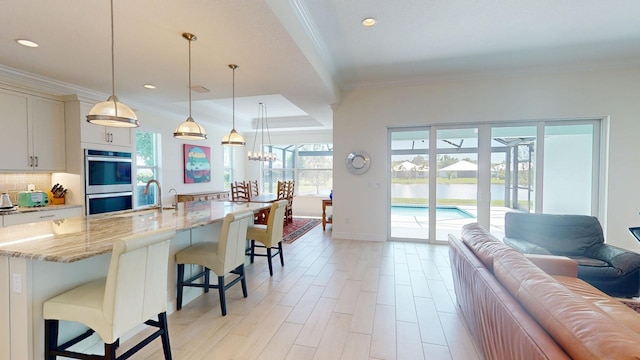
[86,156,132,163]
[86,191,133,200]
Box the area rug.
[283,218,321,243]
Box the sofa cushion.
[554,275,640,335]
[461,223,517,273]
[494,250,640,359]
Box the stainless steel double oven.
[85,149,133,215]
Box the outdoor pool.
[391,205,474,219]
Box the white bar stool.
[175,210,254,315]
[43,228,176,360]
[246,200,288,276]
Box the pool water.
[391,206,474,219]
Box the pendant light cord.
[232,66,236,129]
[110,0,117,116]
[188,36,192,118]
[110,0,115,97]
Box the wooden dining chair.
[231,181,250,202]
[246,200,289,276]
[175,210,254,315]
[249,180,259,198]
[285,181,294,224]
[43,229,176,360]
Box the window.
[223,146,233,191]
[135,130,160,207]
[262,143,333,195]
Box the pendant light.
[248,103,276,161]
[86,0,139,128]
[173,33,207,140]
[221,64,245,146]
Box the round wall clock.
[346,151,371,175]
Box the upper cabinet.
[0,88,66,171]
[79,101,132,147]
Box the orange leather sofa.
[449,223,640,359]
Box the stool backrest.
[218,210,254,273]
[263,200,289,246]
[104,228,175,339]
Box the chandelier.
[248,103,276,161]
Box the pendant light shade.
[221,64,245,146]
[86,0,139,128]
[173,33,207,140]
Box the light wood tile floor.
[125,225,482,360]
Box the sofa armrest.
[613,297,640,314]
[586,243,640,274]
[503,237,553,255]
[525,254,578,277]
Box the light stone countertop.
[1,203,82,215]
[0,201,268,263]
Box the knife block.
[51,197,65,205]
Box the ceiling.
[1,0,640,134]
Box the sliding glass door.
[434,127,479,241]
[389,128,429,241]
[389,119,601,242]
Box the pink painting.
[183,144,211,183]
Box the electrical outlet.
[27,184,35,191]
[12,273,22,293]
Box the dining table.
[245,193,279,224]
[248,193,279,203]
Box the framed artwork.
[183,144,211,183]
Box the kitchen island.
[0,200,269,360]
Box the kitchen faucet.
[168,188,178,209]
[144,179,162,212]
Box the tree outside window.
[135,130,159,207]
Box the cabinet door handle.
[29,156,33,167]
[109,133,114,143]
[34,156,38,167]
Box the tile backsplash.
[0,173,52,203]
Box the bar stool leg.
[104,342,117,360]
[204,268,210,293]
[266,247,273,276]
[217,275,226,315]
[176,264,185,310]
[159,312,172,360]
[239,264,248,297]
[44,319,58,360]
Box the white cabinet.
[0,89,65,171]
[2,207,82,227]
[30,97,66,170]
[0,89,29,170]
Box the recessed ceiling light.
[143,84,156,89]
[362,17,377,27]
[16,39,38,48]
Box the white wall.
[333,66,640,251]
